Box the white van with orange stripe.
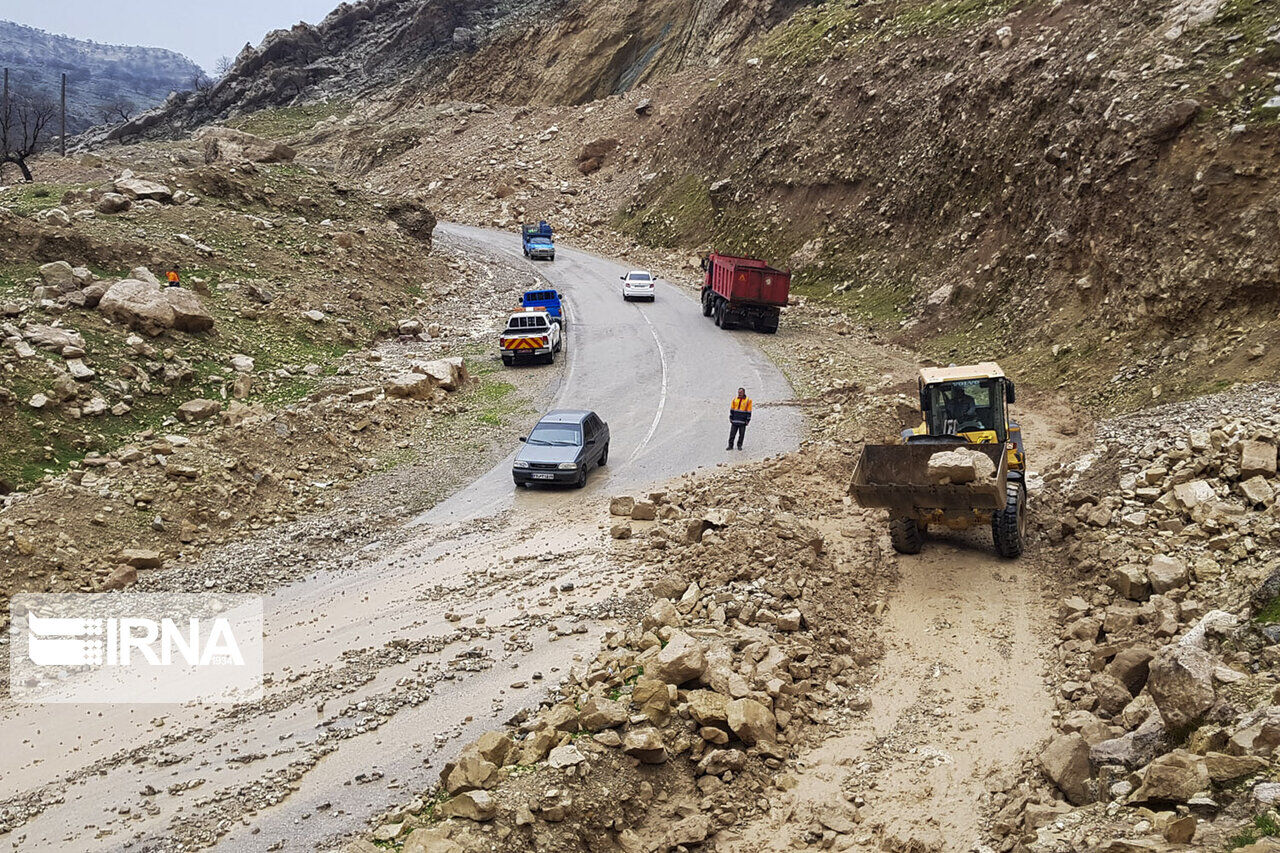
[499,309,563,366]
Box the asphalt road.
[419,222,802,524]
[0,227,801,852]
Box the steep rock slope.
[101,0,552,140]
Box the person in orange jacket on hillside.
[165,267,181,287]
[727,387,752,451]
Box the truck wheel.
[701,291,713,317]
[502,355,513,366]
[713,300,724,327]
[889,516,924,554]
[992,483,1026,558]
[546,349,556,365]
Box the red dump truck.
[699,253,790,334]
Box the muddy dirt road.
[726,404,1089,851]
[0,229,802,852]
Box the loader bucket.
[850,441,1008,514]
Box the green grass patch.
[0,182,93,216]
[1256,597,1280,624]
[225,101,353,140]
[1229,813,1280,849]
[761,0,1022,66]
[469,378,516,427]
[614,175,716,248]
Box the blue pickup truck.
[521,221,556,261]
[522,288,564,322]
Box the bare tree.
[191,72,213,94]
[98,96,136,124]
[1,92,56,182]
[213,55,234,79]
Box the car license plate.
[532,472,555,480]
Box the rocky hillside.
[136,0,1280,413]
[0,20,202,133]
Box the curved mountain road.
[0,227,801,852]
[420,222,802,524]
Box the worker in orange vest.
[727,387,752,451]
[165,267,180,287]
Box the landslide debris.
[360,448,889,852]
[993,386,1280,850]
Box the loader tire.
[889,516,924,555]
[992,483,1026,558]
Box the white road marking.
[628,292,669,465]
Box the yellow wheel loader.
[850,362,1027,558]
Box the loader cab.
[921,378,1011,442]
[911,363,1021,464]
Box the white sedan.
[620,270,656,301]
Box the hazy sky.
[6,1,342,72]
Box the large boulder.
[686,690,729,726]
[1090,713,1167,770]
[622,727,667,764]
[177,398,221,422]
[99,280,214,336]
[1147,556,1189,594]
[631,676,672,725]
[38,261,76,289]
[114,176,172,202]
[578,695,628,731]
[99,279,173,335]
[95,192,132,214]
[24,324,84,352]
[1147,644,1215,733]
[1039,733,1093,805]
[440,754,497,795]
[165,288,215,332]
[385,373,435,400]
[437,790,496,821]
[1240,439,1278,478]
[1131,750,1209,804]
[195,126,296,163]
[414,357,468,392]
[927,447,996,484]
[644,630,707,686]
[726,698,776,745]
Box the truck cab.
[521,289,564,321]
[521,221,555,261]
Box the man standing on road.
[727,387,753,451]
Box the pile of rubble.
[356,450,885,852]
[992,387,1280,851]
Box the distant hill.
[0,20,203,133]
